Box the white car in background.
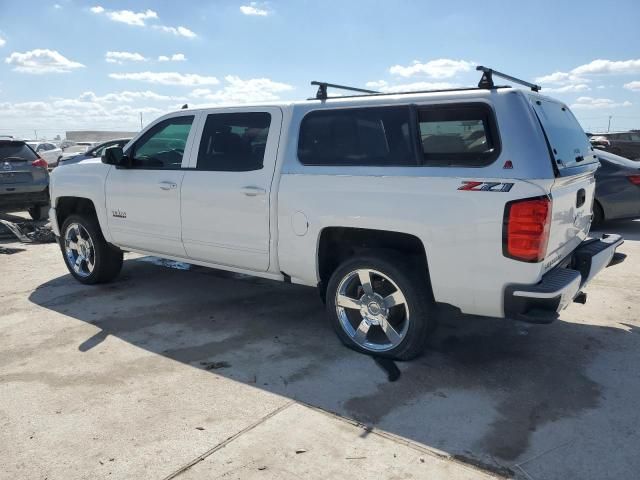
[26,141,63,167]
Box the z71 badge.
[458,181,514,192]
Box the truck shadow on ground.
[27,249,640,477]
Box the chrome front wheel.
[64,223,96,278]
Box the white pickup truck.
[49,68,625,360]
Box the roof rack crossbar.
[311,81,379,100]
[476,66,541,92]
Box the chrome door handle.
[159,181,177,190]
[241,186,266,196]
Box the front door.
[181,108,282,271]
[105,113,198,257]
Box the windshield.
[0,141,38,161]
[531,97,598,172]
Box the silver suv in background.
[0,139,50,220]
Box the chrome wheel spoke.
[357,269,373,294]
[337,294,362,310]
[379,318,401,345]
[353,319,370,344]
[383,290,405,308]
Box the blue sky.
[1,0,639,139]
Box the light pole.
[607,115,612,132]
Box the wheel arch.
[316,226,434,302]
[54,196,112,242]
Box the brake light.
[503,197,552,262]
[31,158,48,169]
[628,175,640,186]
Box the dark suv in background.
[0,139,50,220]
[589,131,640,160]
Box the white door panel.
[181,107,282,271]
[106,169,186,256]
[105,112,199,257]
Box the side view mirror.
[102,147,128,167]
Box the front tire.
[326,252,434,360]
[60,214,123,284]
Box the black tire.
[60,213,123,284]
[593,201,605,226]
[28,205,49,221]
[325,251,435,361]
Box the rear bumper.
[0,190,49,211]
[504,234,624,323]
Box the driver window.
[131,115,194,169]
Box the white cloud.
[90,5,196,37]
[105,51,147,64]
[571,97,632,110]
[152,25,197,38]
[0,37,5,48]
[535,71,588,85]
[389,59,473,79]
[5,49,84,74]
[109,71,219,87]
[365,80,457,93]
[188,76,293,104]
[158,53,186,62]
[91,6,158,26]
[572,59,640,76]
[624,81,640,92]
[240,2,270,16]
[54,3,62,8]
[79,90,185,103]
[544,84,591,93]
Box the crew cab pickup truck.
[49,68,625,360]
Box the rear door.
[531,97,599,267]
[180,107,282,271]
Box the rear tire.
[28,205,49,221]
[60,213,123,284]
[325,252,434,360]
[593,201,604,226]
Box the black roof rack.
[311,81,379,100]
[310,66,541,101]
[476,66,541,92]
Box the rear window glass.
[0,142,38,162]
[532,99,597,170]
[197,112,271,172]
[298,106,415,166]
[418,104,499,167]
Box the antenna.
[311,81,378,100]
[476,66,541,92]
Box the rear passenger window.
[197,112,271,172]
[298,106,415,166]
[418,104,499,167]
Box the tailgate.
[530,96,599,269]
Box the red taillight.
[31,158,48,169]
[504,197,551,262]
[628,175,640,186]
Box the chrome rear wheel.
[335,268,410,353]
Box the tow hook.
[574,292,587,304]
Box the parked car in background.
[593,149,640,224]
[0,139,50,220]
[58,142,99,163]
[589,131,640,160]
[26,141,63,168]
[57,138,131,167]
